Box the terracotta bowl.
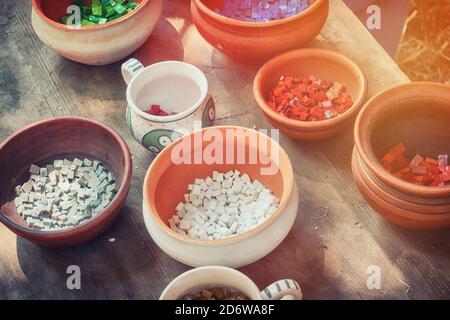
[0,117,132,246]
[253,48,367,141]
[191,0,329,65]
[353,82,450,230]
[31,0,163,65]
[143,126,299,268]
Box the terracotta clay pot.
[0,117,132,246]
[191,0,329,65]
[31,0,162,65]
[253,48,367,141]
[143,126,298,268]
[353,82,450,230]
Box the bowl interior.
[35,0,146,24]
[258,52,362,108]
[129,62,207,118]
[145,127,288,230]
[0,118,128,231]
[371,99,450,164]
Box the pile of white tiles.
[14,158,118,231]
[169,170,280,240]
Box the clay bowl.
[191,0,329,65]
[143,126,299,268]
[254,48,367,141]
[353,82,450,230]
[0,117,132,246]
[31,0,162,65]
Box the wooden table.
[1,0,449,300]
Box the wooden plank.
[0,0,448,300]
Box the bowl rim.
[0,116,133,236]
[253,48,367,131]
[159,266,261,300]
[354,82,450,198]
[143,125,295,246]
[126,61,209,124]
[192,0,327,28]
[31,0,150,31]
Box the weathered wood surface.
[0,0,449,300]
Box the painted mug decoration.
[160,266,303,301]
[122,58,215,155]
[141,129,183,155]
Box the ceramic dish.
[143,126,298,268]
[253,48,367,141]
[31,0,162,65]
[191,0,329,65]
[0,117,132,246]
[353,82,450,230]
[160,266,303,300]
[122,59,216,155]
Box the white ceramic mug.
[121,58,215,155]
[160,266,303,300]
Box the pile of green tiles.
[60,0,140,26]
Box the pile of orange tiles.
[380,143,450,186]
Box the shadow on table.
[132,17,185,66]
[239,198,332,300]
[369,218,450,299]
[52,17,184,102]
[15,205,188,299]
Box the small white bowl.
[160,266,303,300]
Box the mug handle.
[121,58,144,85]
[261,279,303,300]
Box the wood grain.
[0,0,449,299]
